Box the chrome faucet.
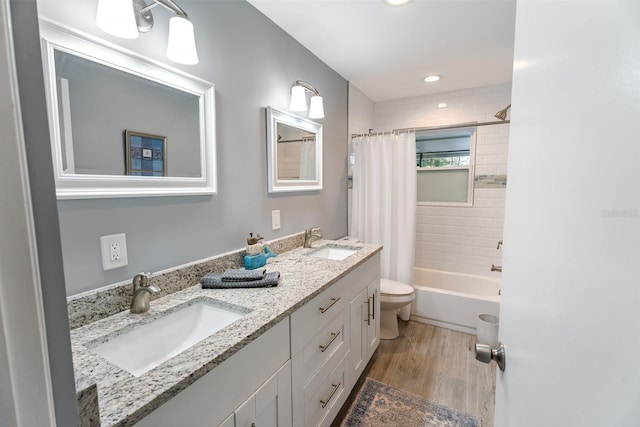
[491,264,502,272]
[130,273,160,314]
[304,227,322,248]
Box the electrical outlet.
[100,233,128,271]
[272,210,281,230]
[109,242,121,262]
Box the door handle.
[475,342,506,372]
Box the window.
[416,128,475,206]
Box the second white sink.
[309,245,360,261]
[91,299,248,377]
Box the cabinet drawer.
[298,308,348,386]
[304,357,346,427]
[291,278,349,354]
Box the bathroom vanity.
[69,239,381,426]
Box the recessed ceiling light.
[424,75,442,83]
[437,103,448,109]
[384,0,412,6]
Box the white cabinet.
[291,253,381,427]
[291,282,350,427]
[346,277,380,391]
[365,279,380,361]
[137,319,291,427]
[231,361,292,427]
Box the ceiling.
[247,0,517,103]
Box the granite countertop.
[70,240,382,426]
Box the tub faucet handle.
[496,240,503,250]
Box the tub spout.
[491,264,502,272]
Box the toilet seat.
[381,278,414,296]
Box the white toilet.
[379,278,415,340]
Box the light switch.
[272,210,281,230]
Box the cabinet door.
[347,287,368,390]
[235,360,292,427]
[366,280,380,359]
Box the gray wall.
[36,0,349,295]
[10,1,79,425]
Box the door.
[347,287,368,389]
[496,1,640,426]
[234,361,292,427]
[365,280,380,358]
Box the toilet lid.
[380,278,414,296]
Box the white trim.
[0,1,56,425]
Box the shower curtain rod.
[351,119,510,138]
[278,138,315,144]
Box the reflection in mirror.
[266,107,322,193]
[276,123,316,180]
[54,50,200,177]
[40,20,216,199]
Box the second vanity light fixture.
[290,80,325,119]
[96,0,199,65]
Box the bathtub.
[410,267,501,335]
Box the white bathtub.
[410,267,501,335]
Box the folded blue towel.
[201,271,280,289]
[221,268,266,282]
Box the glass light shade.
[166,16,199,65]
[309,95,324,119]
[290,85,307,111]
[96,0,139,39]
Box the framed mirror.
[39,20,216,199]
[266,107,322,193]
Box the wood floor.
[334,320,496,426]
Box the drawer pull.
[319,297,340,314]
[319,330,341,352]
[365,299,371,325]
[372,292,376,320]
[320,382,341,408]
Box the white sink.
[309,245,360,261]
[91,300,247,377]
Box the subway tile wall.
[349,83,510,277]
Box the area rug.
[341,378,481,427]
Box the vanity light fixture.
[95,0,199,65]
[290,80,325,119]
[424,75,442,83]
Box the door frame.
[0,0,56,424]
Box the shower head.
[495,104,511,121]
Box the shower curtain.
[299,139,316,180]
[351,132,416,286]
